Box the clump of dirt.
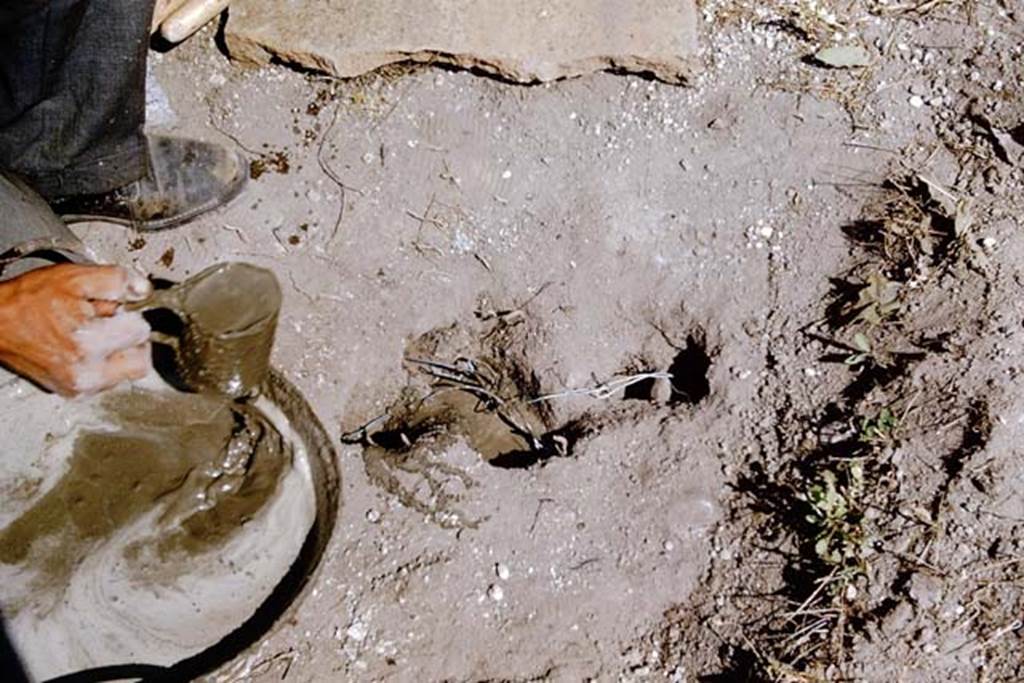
[249,149,291,179]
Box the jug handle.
[124,287,182,314]
[148,330,180,349]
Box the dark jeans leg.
[0,0,154,200]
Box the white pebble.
[909,95,925,109]
[346,620,369,642]
[487,584,505,602]
[495,563,511,581]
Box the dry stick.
[406,195,446,258]
[782,616,834,649]
[843,141,900,154]
[207,114,265,158]
[414,365,509,416]
[973,619,1023,650]
[316,98,362,246]
[318,100,346,245]
[965,555,1024,578]
[473,253,492,271]
[405,357,486,386]
[478,281,554,324]
[780,567,842,627]
[222,223,248,243]
[287,271,347,304]
[946,618,1023,654]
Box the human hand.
[0,264,153,397]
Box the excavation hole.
[622,375,658,401]
[668,335,711,405]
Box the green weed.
[800,463,867,576]
[859,407,898,445]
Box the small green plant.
[800,463,867,574]
[859,407,898,445]
[848,272,901,326]
[843,332,874,367]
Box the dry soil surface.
[71,1,1024,680]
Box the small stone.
[223,0,699,86]
[495,563,511,581]
[814,45,872,69]
[365,509,381,523]
[651,377,674,403]
[908,95,925,108]
[501,169,512,179]
[346,619,369,642]
[487,584,505,602]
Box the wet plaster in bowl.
[0,369,323,681]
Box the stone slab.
[225,0,699,84]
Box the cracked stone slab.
[224,0,699,84]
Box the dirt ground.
[73,1,1024,680]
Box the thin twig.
[222,223,248,243]
[405,356,541,449]
[316,98,363,246]
[208,115,262,157]
[780,567,842,626]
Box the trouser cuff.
[24,135,148,200]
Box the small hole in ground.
[622,376,658,401]
[668,335,711,405]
